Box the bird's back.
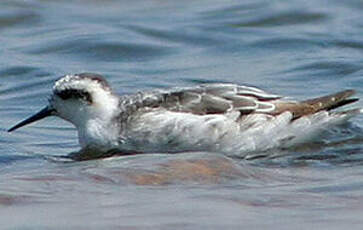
[117,84,360,157]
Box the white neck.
[77,94,121,150]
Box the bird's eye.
[55,89,92,104]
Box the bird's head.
[8,73,119,132]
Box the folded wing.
[142,84,282,116]
[140,84,358,119]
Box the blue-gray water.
[1,0,363,229]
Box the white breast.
[121,109,353,157]
[122,109,269,154]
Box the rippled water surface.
[2,0,363,229]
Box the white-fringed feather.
[8,73,361,160]
[117,83,360,157]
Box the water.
[1,0,363,229]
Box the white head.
[8,73,120,133]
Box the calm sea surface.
[1,0,363,229]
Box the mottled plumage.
[8,73,361,160]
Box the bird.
[8,73,361,160]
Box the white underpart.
[121,109,356,157]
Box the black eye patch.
[55,89,92,103]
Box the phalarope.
[8,73,361,160]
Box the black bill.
[8,106,55,132]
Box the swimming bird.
[8,73,361,160]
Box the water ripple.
[249,37,321,50]
[287,61,362,76]
[27,38,175,62]
[0,10,40,29]
[125,24,221,47]
[230,11,329,28]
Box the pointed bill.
[8,106,55,132]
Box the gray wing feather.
[121,86,358,122]
[137,84,282,116]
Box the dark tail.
[302,89,358,112]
